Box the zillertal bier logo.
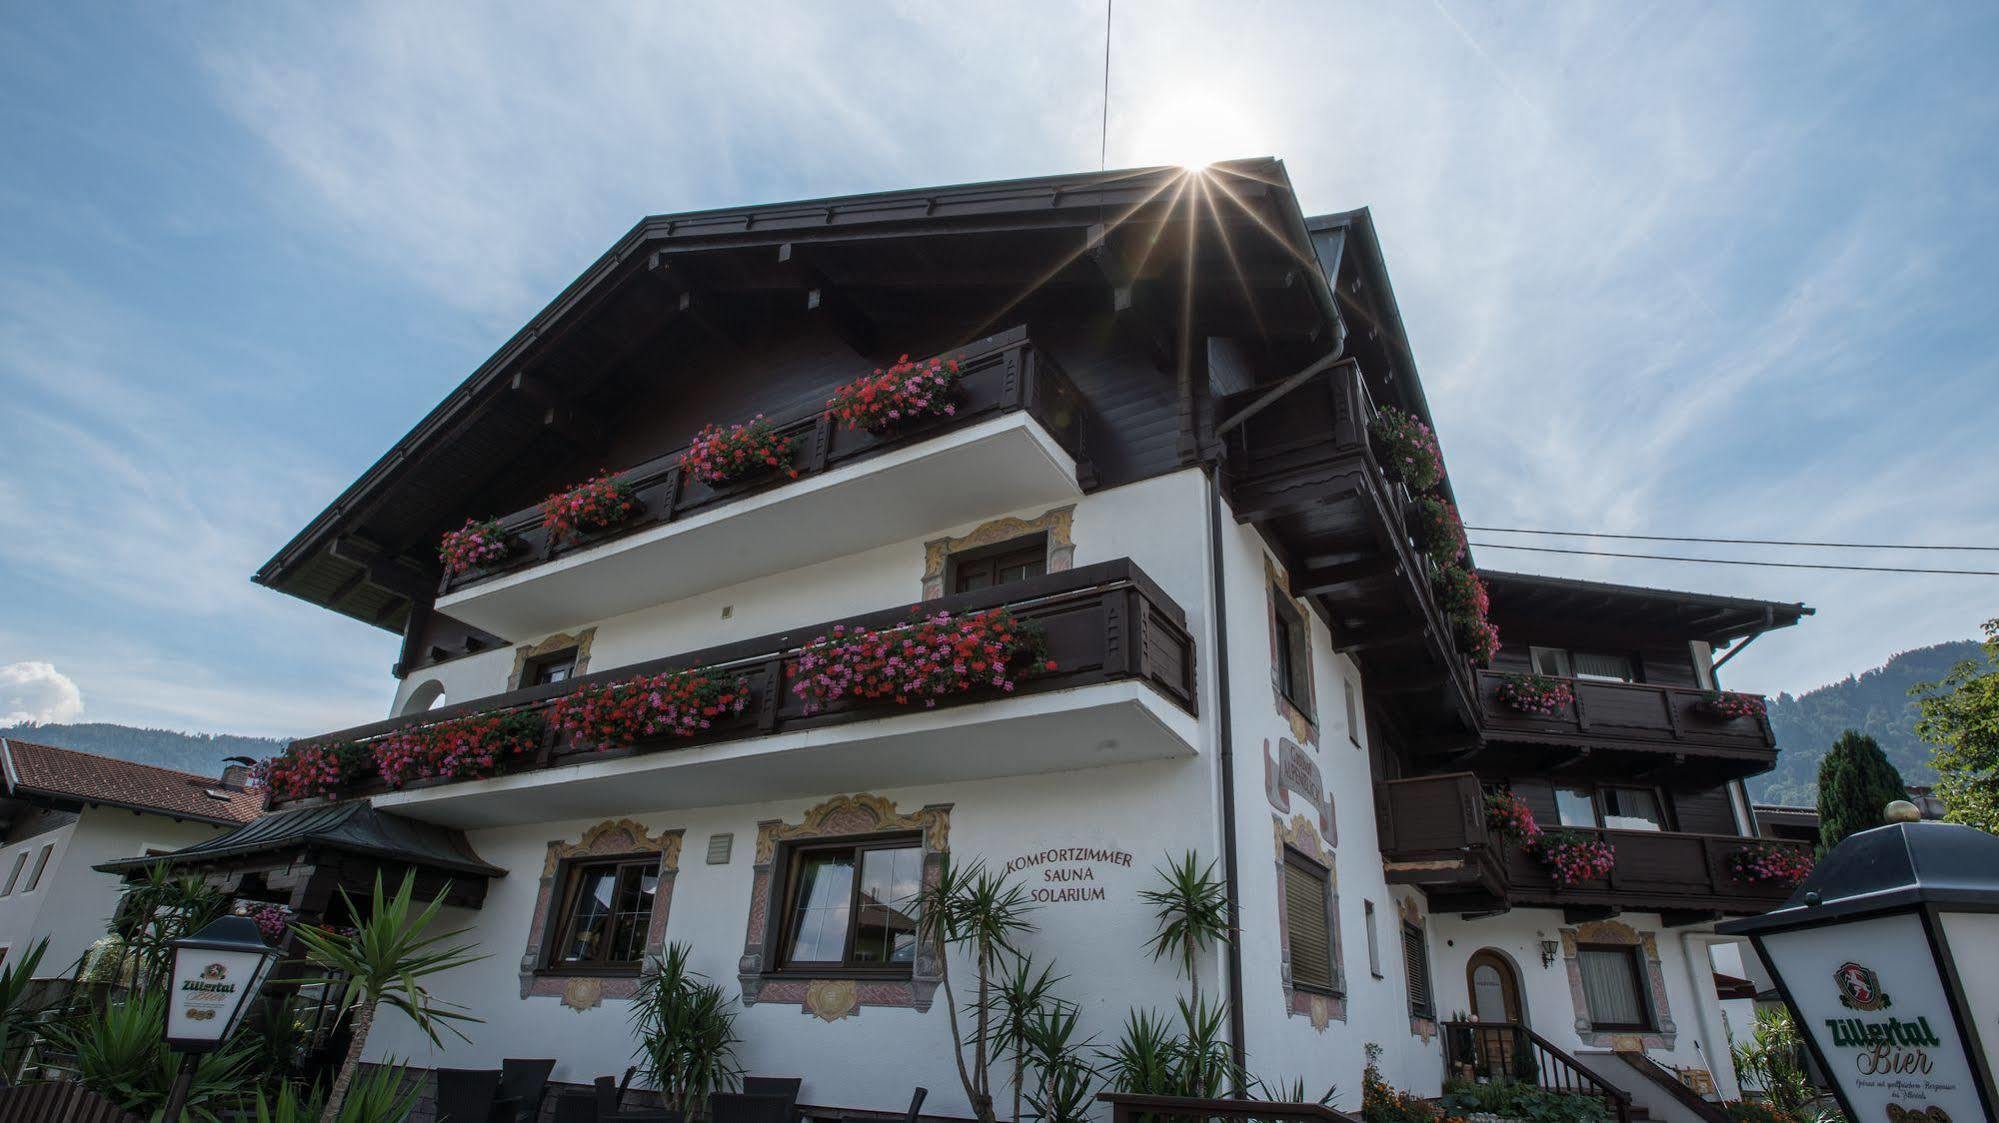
[1835,960,1891,1012]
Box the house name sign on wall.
[1003,846,1134,905]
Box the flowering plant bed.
[248,904,291,943]
[1484,789,1541,842]
[828,353,964,435]
[681,415,799,488]
[1434,565,1489,622]
[791,607,1051,714]
[1729,842,1813,885]
[1457,615,1501,666]
[1694,690,1766,720]
[1368,405,1445,491]
[370,710,546,789]
[1529,829,1617,884]
[251,740,369,801]
[548,668,753,750]
[540,472,642,542]
[1412,494,1468,566]
[439,517,513,577]
[1494,673,1574,717]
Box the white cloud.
[0,661,84,726]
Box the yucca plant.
[1018,1004,1097,1123]
[1138,851,1230,1008]
[630,942,743,1116]
[109,865,228,991]
[288,872,486,1123]
[255,1061,422,1123]
[1100,999,1239,1099]
[46,989,256,1121]
[917,859,1037,1123]
[0,937,51,1080]
[989,957,1067,1123]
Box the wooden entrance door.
[1467,950,1526,1080]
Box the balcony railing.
[441,324,1091,597]
[1475,671,1776,758]
[1377,773,1811,915]
[282,559,1194,806]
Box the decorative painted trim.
[1262,738,1336,844]
[1264,557,1318,746]
[739,794,952,1014]
[506,627,597,691]
[921,505,1076,599]
[1559,920,1678,1050]
[1273,813,1345,1029]
[519,818,683,1005]
[1399,896,1437,1042]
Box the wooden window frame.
[1555,783,1673,832]
[1401,919,1434,1019]
[523,647,581,687]
[1281,847,1339,997]
[1271,592,1314,720]
[1364,899,1382,979]
[538,853,662,977]
[1576,942,1656,1031]
[1528,645,1642,684]
[945,534,1049,596]
[770,832,924,978]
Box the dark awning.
[1484,569,1812,645]
[95,800,505,880]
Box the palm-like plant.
[254,1061,423,1123]
[1018,1005,1097,1123]
[630,942,743,1116]
[109,865,228,991]
[46,989,257,1122]
[917,859,1037,1123]
[1100,999,1239,1099]
[989,957,1066,1123]
[1137,852,1229,1006]
[0,937,51,1080]
[288,872,486,1123]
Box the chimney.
[220,756,255,791]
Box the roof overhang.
[1484,569,1812,645]
[96,800,505,881]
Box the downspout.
[1205,462,1249,1087]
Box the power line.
[1467,526,1999,552]
[1100,0,1113,170]
[1468,541,1999,577]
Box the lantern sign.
[165,915,280,1052]
[1719,814,1999,1121]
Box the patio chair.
[710,1091,792,1123]
[498,1057,557,1122]
[838,1087,927,1123]
[595,1074,682,1122]
[742,1077,802,1123]
[435,1067,502,1123]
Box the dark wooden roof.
[95,800,504,879]
[1,738,263,826]
[256,159,1339,633]
[1483,569,1812,644]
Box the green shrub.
[1441,1078,1610,1122]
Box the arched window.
[401,680,447,716]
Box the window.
[777,837,923,971]
[1281,851,1337,994]
[1555,787,1598,828]
[949,537,1047,594]
[1529,646,1572,677]
[0,853,24,896]
[544,856,660,972]
[524,648,579,686]
[1272,593,1312,716]
[1364,900,1382,978]
[1556,786,1667,831]
[1402,920,1434,1017]
[1577,944,1653,1029]
[1343,679,1361,746]
[23,844,53,893]
[1529,646,1635,683]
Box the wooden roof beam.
[779,243,879,359]
[646,252,741,348]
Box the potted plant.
[828,353,965,436]
[438,517,514,577]
[369,710,545,789]
[1412,494,1468,566]
[1729,842,1814,885]
[1493,673,1574,717]
[790,607,1052,714]
[1529,830,1617,885]
[1368,405,1444,491]
[680,415,798,487]
[540,472,641,542]
[1434,564,1488,620]
[1457,615,1502,667]
[252,739,369,802]
[547,667,753,750]
[1483,789,1541,842]
[1694,690,1766,720]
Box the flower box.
[1493,673,1574,717]
[439,517,515,578]
[828,353,964,436]
[548,668,753,751]
[370,710,546,789]
[1412,494,1468,566]
[1368,405,1445,491]
[791,607,1051,714]
[1694,690,1766,721]
[1484,789,1541,842]
[681,415,799,488]
[1529,829,1616,885]
[1729,842,1813,885]
[1435,564,1488,620]
[251,740,369,802]
[540,473,642,543]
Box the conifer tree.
[1816,729,1907,850]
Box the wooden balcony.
[436,325,1093,640]
[1469,670,1777,781]
[286,560,1197,827]
[1217,359,1475,734]
[1377,774,1811,919]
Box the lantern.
[161,914,280,1119]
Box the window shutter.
[1402,922,1433,1016]
[1282,859,1335,992]
[1573,652,1634,682]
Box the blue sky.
[2,2,1995,738]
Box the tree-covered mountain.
[1750,639,1981,807]
[0,721,286,778]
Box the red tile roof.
[0,739,263,825]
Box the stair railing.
[1441,1019,1634,1123]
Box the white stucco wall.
[0,807,232,977]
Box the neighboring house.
[0,738,262,975]
[122,160,1817,1118]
